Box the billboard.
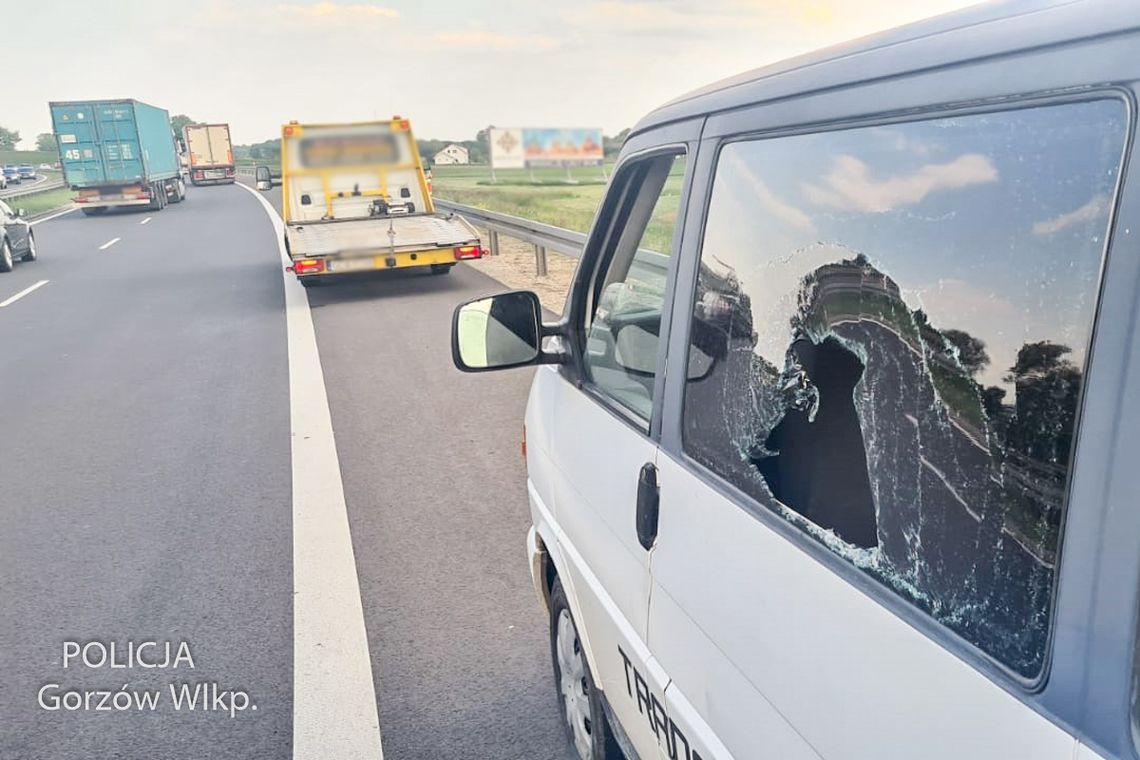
[490,127,604,169]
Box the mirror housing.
[16,208,25,218]
[452,291,560,372]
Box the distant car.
[38,163,51,170]
[0,173,7,190]
[18,165,35,180]
[3,166,21,184]
[0,199,36,272]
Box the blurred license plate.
[205,169,225,178]
[325,257,376,273]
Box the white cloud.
[569,2,740,34]
[570,0,978,38]
[274,2,399,24]
[431,29,560,51]
[1032,194,1110,236]
[724,154,813,231]
[802,153,998,213]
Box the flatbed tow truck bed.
[285,213,479,258]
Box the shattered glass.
[682,99,1127,676]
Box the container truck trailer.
[184,123,235,185]
[49,99,186,216]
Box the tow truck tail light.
[454,245,483,260]
[225,167,235,177]
[295,259,325,275]
[194,170,204,179]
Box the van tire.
[430,264,454,275]
[0,239,13,273]
[549,578,623,760]
[81,207,106,216]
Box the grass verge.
[12,186,74,216]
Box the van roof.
[634,0,1139,133]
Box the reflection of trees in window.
[684,252,1085,676]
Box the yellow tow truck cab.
[279,117,483,285]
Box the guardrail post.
[489,230,500,256]
[535,245,548,276]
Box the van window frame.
[561,131,700,439]
[655,88,1132,699]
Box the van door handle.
[636,463,659,551]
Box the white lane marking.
[98,237,120,250]
[236,182,384,760]
[139,217,152,225]
[29,206,78,226]
[0,279,49,308]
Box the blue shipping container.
[49,99,180,188]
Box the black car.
[0,200,36,272]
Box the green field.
[432,162,683,252]
[0,149,59,166]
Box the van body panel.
[651,454,1077,760]
[646,19,1140,759]
[536,367,663,758]
[500,3,1140,758]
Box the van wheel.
[299,277,322,288]
[170,178,185,203]
[0,239,13,272]
[81,207,106,216]
[430,264,454,275]
[550,578,623,760]
[21,233,36,262]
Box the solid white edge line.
[29,206,77,226]
[98,237,120,250]
[0,279,49,308]
[235,182,384,760]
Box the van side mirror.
[16,208,25,218]
[452,291,543,371]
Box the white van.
[452,2,1140,758]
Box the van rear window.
[682,99,1127,677]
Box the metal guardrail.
[433,198,585,276]
[433,198,671,285]
[1,179,64,200]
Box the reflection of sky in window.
[703,99,1127,390]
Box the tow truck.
[272,117,483,286]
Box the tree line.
[0,120,632,163]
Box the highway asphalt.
[0,183,574,759]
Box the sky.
[4,0,983,148]
[703,99,1126,391]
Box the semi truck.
[184,123,235,185]
[49,99,186,216]
[272,117,484,286]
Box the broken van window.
[682,99,1127,677]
